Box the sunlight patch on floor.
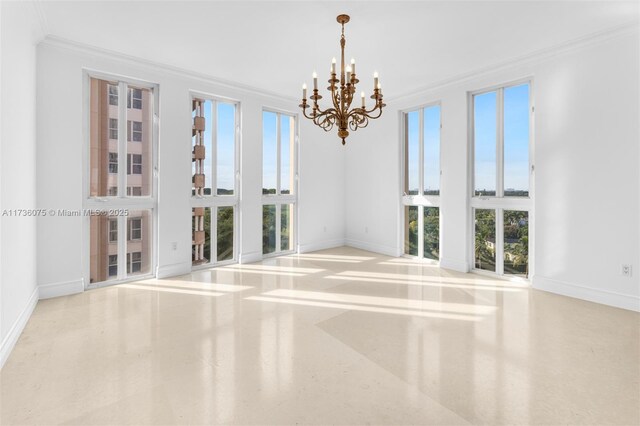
[246,296,482,321]
[262,289,497,315]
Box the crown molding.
[39,35,299,103]
[389,20,639,103]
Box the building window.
[127,154,142,175]
[108,152,118,174]
[128,88,142,109]
[128,218,142,241]
[108,255,118,277]
[128,120,142,142]
[109,219,118,243]
[127,252,142,273]
[262,110,297,256]
[402,103,441,260]
[191,96,239,266]
[471,81,532,277]
[127,186,142,196]
[109,118,118,140]
[108,84,118,106]
[88,77,156,286]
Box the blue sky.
[475,83,529,192]
[407,83,529,195]
[263,111,294,192]
[407,105,440,193]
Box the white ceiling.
[37,1,639,99]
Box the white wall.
[35,40,345,296]
[345,28,640,311]
[0,1,43,367]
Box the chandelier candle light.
[299,14,385,145]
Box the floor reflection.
[2,247,638,425]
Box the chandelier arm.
[360,103,385,119]
[348,113,369,131]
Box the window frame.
[400,101,442,262]
[261,107,299,258]
[468,78,534,280]
[83,70,159,289]
[190,92,241,270]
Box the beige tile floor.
[1,247,639,425]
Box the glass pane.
[504,84,530,197]
[126,85,152,197]
[404,206,418,256]
[217,102,235,195]
[280,115,294,195]
[89,214,118,284]
[423,207,439,260]
[423,106,440,195]
[474,209,496,271]
[474,91,497,196]
[89,78,119,197]
[262,205,276,254]
[217,206,234,261]
[405,111,419,195]
[262,111,277,194]
[127,210,152,276]
[281,204,293,251]
[192,99,213,196]
[192,207,211,265]
[504,210,529,277]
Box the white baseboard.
[39,278,84,299]
[533,275,640,312]
[440,257,470,273]
[345,238,400,257]
[239,251,262,264]
[156,262,192,279]
[1,286,38,369]
[298,238,345,254]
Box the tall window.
[471,81,531,277]
[191,96,238,267]
[402,104,441,260]
[262,110,297,256]
[87,77,156,286]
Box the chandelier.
[299,14,385,145]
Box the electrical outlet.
[171,242,178,251]
[621,264,632,277]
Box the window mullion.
[419,108,425,196]
[118,82,127,197]
[496,88,505,197]
[276,113,282,194]
[117,82,127,279]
